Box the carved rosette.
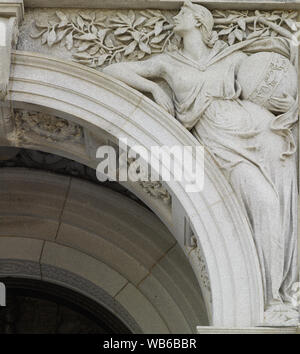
[14,110,83,144]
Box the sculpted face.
[173,6,197,35]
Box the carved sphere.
[237,52,297,111]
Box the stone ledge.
[22,0,300,10]
[197,326,300,334]
[0,0,24,23]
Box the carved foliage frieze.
[27,8,300,69]
[29,9,180,68]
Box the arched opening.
[0,164,208,333]
[0,278,131,334]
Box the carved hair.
[184,0,218,48]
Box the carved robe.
[168,38,298,306]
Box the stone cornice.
[0,0,24,23]
[22,0,300,11]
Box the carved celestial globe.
[237,52,297,111]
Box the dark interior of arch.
[0,278,132,334]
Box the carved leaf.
[228,31,236,45]
[56,11,69,28]
[140,11,152,19]
[47,28,57,47]
[154,21,164,36]
[95,15,106,23]
[73,52,92,60]
[151,32,168,44]
[117,34,133,42]
[65,32,73,50]
[97,29,109,42]
[80,13,96,22]
[237,18,246,31]
[145,17,160,27]
[218,27,234,36]
[117,14,132,26]
[97,54,109,66]
[76,59,92,65]
[77,42,93,52]
[59,30,71,43]
[77,16,85,29]
[139,41,151,54]
[41,31,49,45]
[114,27,129,35]
[234,28,243,41]
[133,17,146,28]
[124,41,138,55]
[213,10,227,18]
[104,34,115,47]
[56,11,68,22]
[115,52,122,62]
[137,51,146,59]
[91,25,98,35]
[131,31,141,42]
[77,33,97,40]
[89,44,100,55]
[128,10,135,25]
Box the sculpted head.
[173,0,217,47]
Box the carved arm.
[103,56,174,115]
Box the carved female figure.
[104,1,298,325]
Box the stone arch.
[0,50,264,326]
[0,168,208,333]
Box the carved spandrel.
[102,0,299,326]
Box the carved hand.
[151,86,175,116]
[268,94,296,113]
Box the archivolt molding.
[0,50,264,326]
